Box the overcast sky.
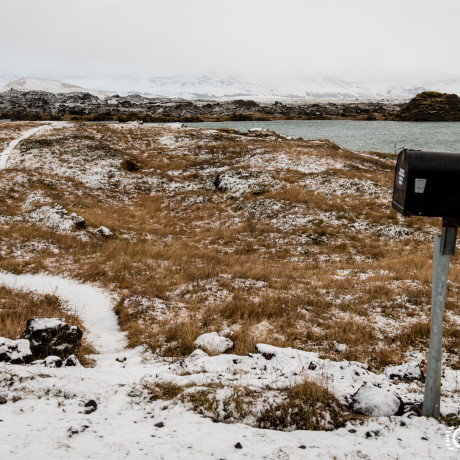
[1,0,459,82]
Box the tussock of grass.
[183,378,357,431]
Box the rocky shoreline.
[2,89,459,123]
[0,88,403,122]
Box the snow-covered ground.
[0,122,459,459]
[0,271,458,459]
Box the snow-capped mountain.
[2,77,105,97]
[64,75,280,99]
[1,74,459,100]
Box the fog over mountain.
[2,75,460,101]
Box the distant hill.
[2,75,460,101]
[393,91,460,121]
[1,78,105,97]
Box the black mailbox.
[392,149,460,218]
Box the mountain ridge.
[2,75,460,101]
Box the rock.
[26,205,86,233]
[393,91,460,121]
[352,383,404,416]
[154,422,164,428]
[44,356,63,368]
[0,337,33,364]
[21,318,82,359]
[31,355,63,368]
[384,362,425,382]
[96,226,113,237]
[69,213,86,229]
[334,342,347,353]
[0,396,7,404]
[84,400,97,414]
[234,442,243,449]
[63,354,81,367]
[189,349,208,360]
[193,332,233,355]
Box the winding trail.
[0,272,126,357]
[0,123,56,169]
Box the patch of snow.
[384,362,425,382]
[194,332,234,355]
[352,383,403,416]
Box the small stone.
[421,437,428,441]
[96,226,113,238]
[63,355,81,367]
[298,445,306,449]
[84,400,97,414]
[155,422,164,428]
[308,361,317,370]
[0,396,7,405]
[400,421,406,427]
[348,429,357,433]
[116,357,127,363]
[234,442,243,449]
[43,356,62,368]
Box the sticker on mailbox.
[414,178,426,193]
[398,168,405,186]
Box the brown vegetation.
[0,121,458,372]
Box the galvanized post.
[422,226,456,416]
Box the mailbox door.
[392,150,409,215]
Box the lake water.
[186,120,460,154]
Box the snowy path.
[0,271,458,458]
[0,272,126,357]
[0,123,56,169]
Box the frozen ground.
[0,122,459,459]
[0,272,458,459]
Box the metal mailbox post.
[392,149,460,417]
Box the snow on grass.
[0,272,458,459]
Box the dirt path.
[0,123,56,169]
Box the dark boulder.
[21,318,82,359]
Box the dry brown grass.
[0,122,457,370]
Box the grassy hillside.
[0,122,459,373]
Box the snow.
[0,337,32,363]
[194,332,234,355]
[385,362,425,382]
[26,318,65,331]
[1,77,104,97]
[352,383,403,416]
[0,271,458,457]
[0,272,124,358]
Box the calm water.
[186,120,460,154]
